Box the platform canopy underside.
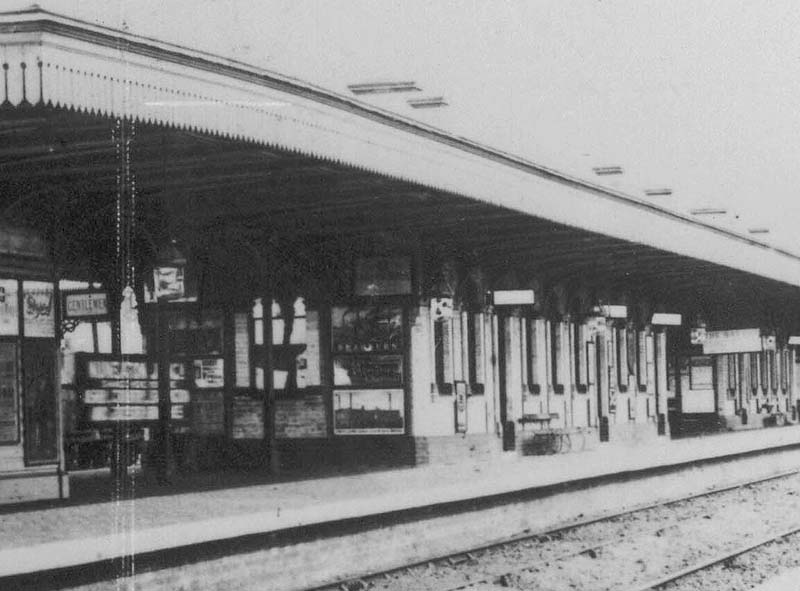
[1,9,800,320]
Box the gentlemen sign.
[63,290,109,320]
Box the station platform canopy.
[1,8,800,309]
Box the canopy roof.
[1,8,800,306]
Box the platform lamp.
[152,239,188,303]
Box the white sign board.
[600,305,628,319]
[702,328,762,355]
[651,313,682,326]
[63,291,109,319]
[492,290,535,306]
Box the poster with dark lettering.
[331,305,403,354]
[332,355,403,388]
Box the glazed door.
[22,338,58,464]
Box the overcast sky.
[13,1,800,253]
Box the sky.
[11,1,800,253]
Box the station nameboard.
[63,290,110,320]
[702,328,762,355]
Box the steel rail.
[628,526,800,591]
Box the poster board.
[191,390,225,435]
[77,355,190,424]
[333,389,404,435]
[232,395,264,439]
[0,279,19,336]
[22,281,55,338]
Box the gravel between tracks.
[326,472,800,591]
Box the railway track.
[323,469,800,591]
[631,526,800,591]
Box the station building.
[1,8,800,503]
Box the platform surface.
[1,425,800,577]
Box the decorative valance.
[2,9,800,287]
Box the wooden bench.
[518,413,560,428]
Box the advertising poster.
[232,396,264,439]
[88,359,156,380]
[333,388,405,435]
[0,279,19,336]
[193,358,224,389]
[333,354,403,388]
[331,305,403,354]
[191,390,225,435]
[22,281,54,338]
[275,396,327,439]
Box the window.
[749,353,760,394]
[550,320,564,394]
[626,326,637,378]
[433,317,453,394]
[781,349,790,392]
[727,354,737,399]
[768,350,778,393]
[253,297,309,395]
[615,325,628,392]
[573,322,588,392]
[636,329,647,390]
[528,317,542,394]
[738,353,746,397]
[759,351,769,393]
[466,312,485,393]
